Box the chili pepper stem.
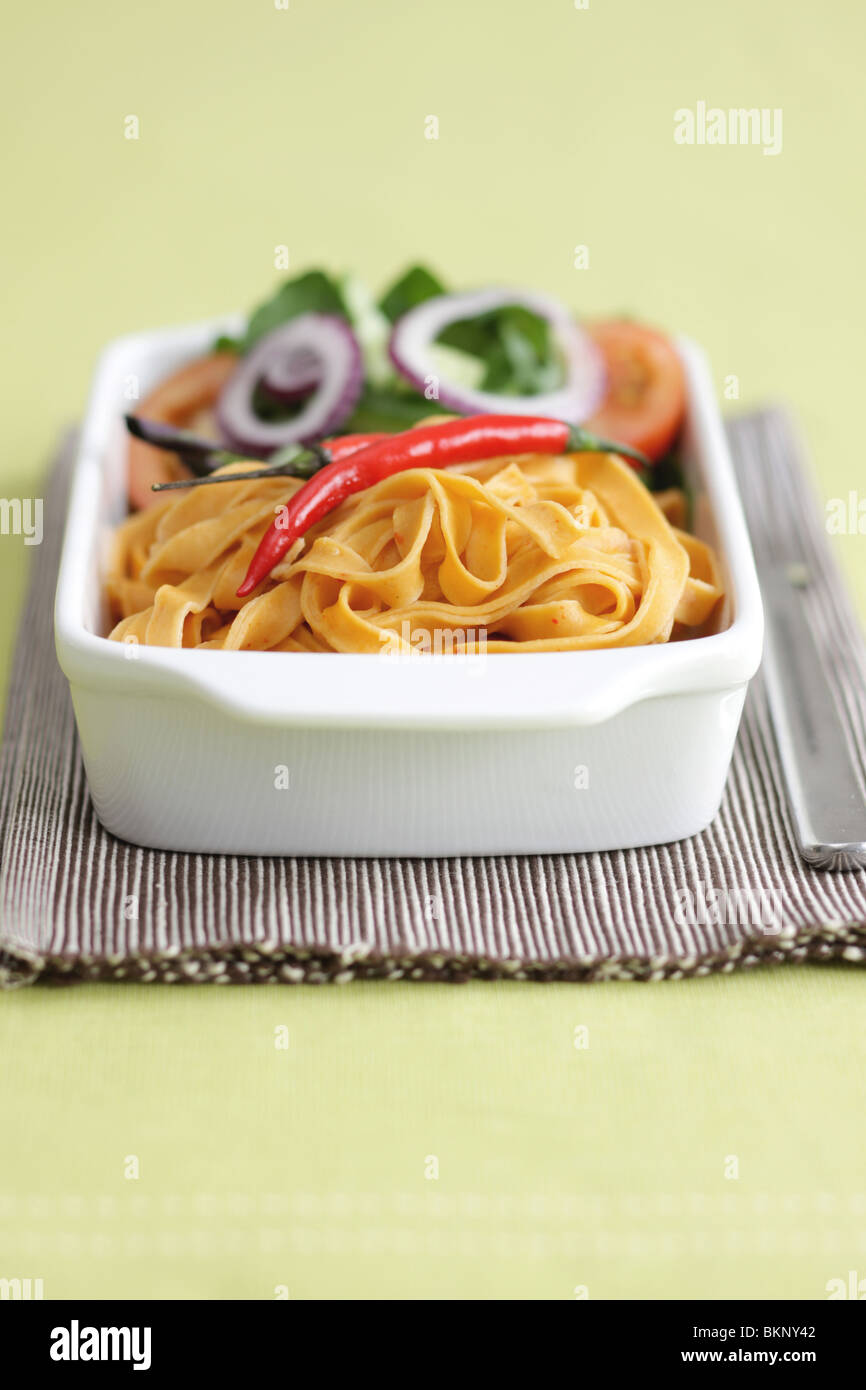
[125,414,246,476]
[565,426,650,469]
[151,452,324,492]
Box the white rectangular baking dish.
[55,318,763,856]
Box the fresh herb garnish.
[440,306,561,396]
[231,270,349,355]
[378,264,446,323]
[379,267,563,397]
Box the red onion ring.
[216,314,363,454]
[388,288,606,424]
[260,347,321,402]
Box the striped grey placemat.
[2,411,866,988]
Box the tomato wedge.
[128,352,237,509]
[585,321,686,464]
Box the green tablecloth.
[2,0,864,1299]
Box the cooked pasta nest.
[107,452,724,653]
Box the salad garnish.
[125,265,687,509]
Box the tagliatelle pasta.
[106,452,724,653]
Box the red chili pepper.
[236,414,649,596]
[324,432,387,459]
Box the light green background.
[1,0,865,1300]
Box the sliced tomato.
[128,352,238,509]
[585,320,686,464]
